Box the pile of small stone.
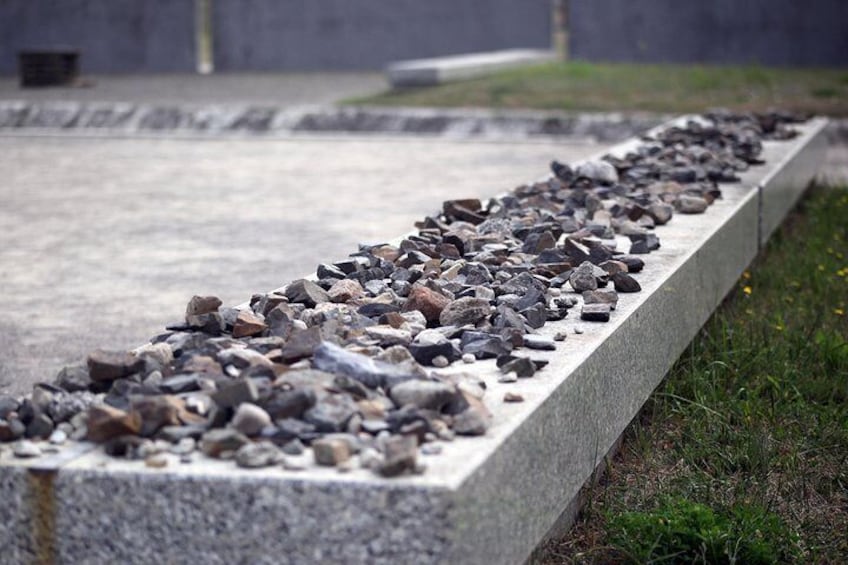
[0,111,804,476]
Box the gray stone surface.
[387,49,556,87]
[54,466,452,564]
[0,73,386,107]
[570,0,848,67]
[0,0,196,74]
[0,134,598,397]
[0,460,36,563]
[212,0,551,71]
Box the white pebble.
[49,429,68,445]
[432,355,449,368]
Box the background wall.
[0,0,196,74]
[569,0,848,67]
[211,0,552,70]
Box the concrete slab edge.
[0,99,668,143]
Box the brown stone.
[378,311,407,329]
[598,260,628,276]
[357,399,387,420]
[312,437,351,466]
[180,355,222,374]
[185,295,222,316]
[327,279,365,303]
[130,395,182,437]
[87,349,144,382]
[86,404,142,442]
[402,285,450,324]
[377,435,418,477]
[232,310,268,338]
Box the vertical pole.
[196,0,214,74]
[552,0,569,61]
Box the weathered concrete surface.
[0,134,598,396]
[0,73,386,107]
[820,144,848,185]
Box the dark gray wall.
[0,0,196,74]
[570,0,848,67]
[212,0,552,71]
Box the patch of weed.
[608,498,798,564]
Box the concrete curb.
[0,117,828,564]
[0,99,668,143]
[385,49,557,88]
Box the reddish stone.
[402,286,450,324]
[232,310,268,338]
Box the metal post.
[196,0,214,74]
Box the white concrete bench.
[386,48,557,88]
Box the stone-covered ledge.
[0,116,828,564]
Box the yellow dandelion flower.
[743,286,752,295]
[836,308,845,317]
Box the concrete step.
[386,48,557,88]
[0,116,828,564]
[0,100,662,143]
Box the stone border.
[0,100,668,143]
[0,117,828,564]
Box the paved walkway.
[0,134,599,396]
[0,72,387,106]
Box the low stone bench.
[0,117,828,564]
[386,48,557,88]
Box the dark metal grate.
[18,49,80,88]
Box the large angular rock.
[232,310,268,338]
[285,279,330,308]
[312,341,415,389]
[569,261,598,293]
[87,350,145,382]
[439,297,492,326]
[389,380,459,411]
[402,285,451,324]
[86,404,142,442]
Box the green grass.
[350,62,848,117]
[535,186,848,564]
